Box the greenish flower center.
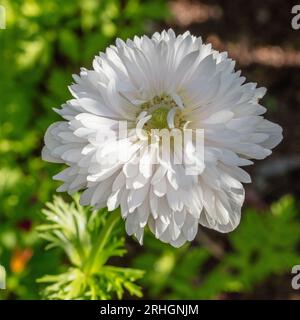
[139,94,185,131]
[147,107,169,129]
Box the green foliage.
[37,195,144,300]
[133,196,300,299]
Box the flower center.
[138,94,186,131]
[148,107,169,129]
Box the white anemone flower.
[42,29,282,247]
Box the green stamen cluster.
[140,94,185,130]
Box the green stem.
[84,210,121,276]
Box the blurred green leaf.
[37,195,144,300]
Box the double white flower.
[43,29,282,247]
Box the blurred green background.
[0,0,300,300]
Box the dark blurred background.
[0,0,299,300]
